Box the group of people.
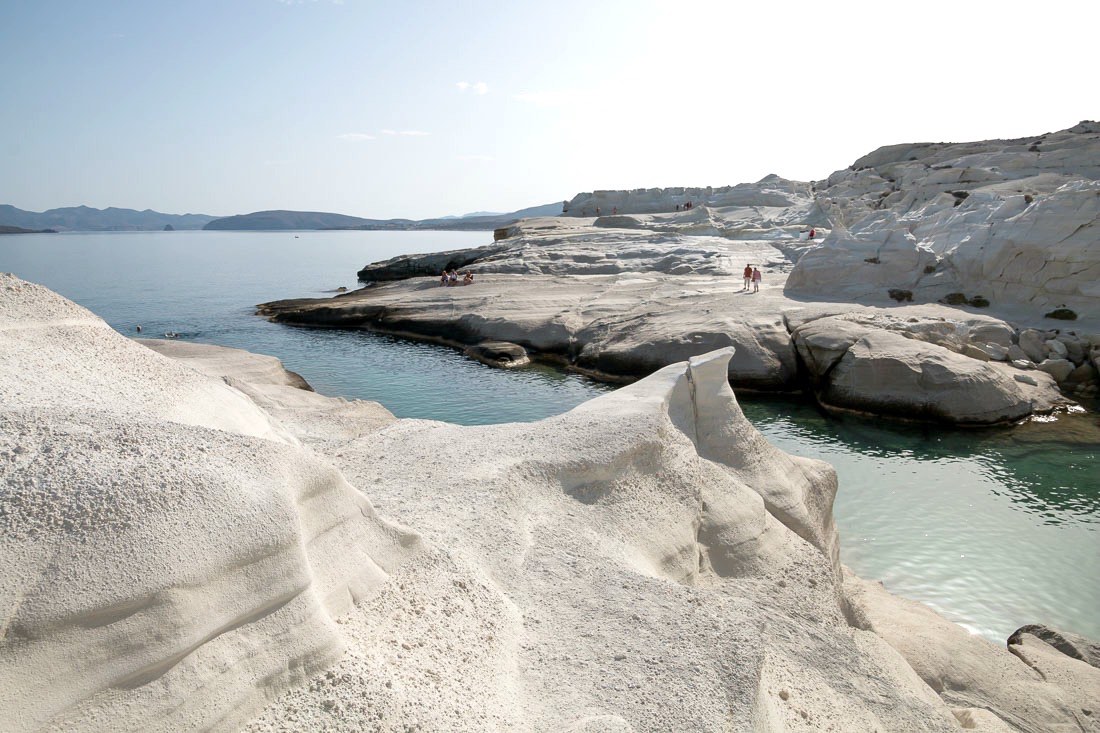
[440,269,474,286]
[675,201,695,211]
[742,264,762,293]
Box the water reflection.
[739,395,1100,526]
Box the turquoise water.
[1,231,1097,643]
[741,398,1099,641]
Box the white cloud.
[337,133,375,141]
[398,130,430,136]
[456,81,489,95]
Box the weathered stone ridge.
[2,275,1097,731]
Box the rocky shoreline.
[3,273,1098,731]
[258,267,1089,426]
[260,122,1100,427]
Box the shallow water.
[2,230,1097,643]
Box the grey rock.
[1014,373,1038,386]
[1065,362,1097,384]
[1045,338,1069,359]
[822,331,1062,425]
[968,322,1016,348]
[1007,344,1029,362]
[1018,329,1047,363]
[464,341,531,369]
[980,343,1009,361]
[1054,333,1086,364]
[962,344,992,362]
[1011,359,1035,370]
[1036,358,1074,383]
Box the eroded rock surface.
[2,276,1095,731]
[788,122,1100,314]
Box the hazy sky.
[1,0,1095,218]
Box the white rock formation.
[262,272,1072,424]
[2,276,1095,731]
[790,311,1067,424]
[788,122,1100,315]
[0,275,420,731]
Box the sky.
[1,0,1096,219]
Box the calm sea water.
[2,230,1097,643]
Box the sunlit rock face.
[2,276,1096,732]
[788,122,1100,316]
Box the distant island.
[0,205,218,232]
[0,224,57,234]
[202,202,562,231]
[0,202,563,233]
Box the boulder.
[821,331,1064,424]
[1066,362,1097,384]
[1007,344,1029,362]
[464,340,531,368]
[968,322,1016,348]
[1018,329,1047,363]
[1045,338,1069,359]
[1008,624,1100,669]
[1036,358,1075,383]
[1054,333,1086,364]
[843,569,1100,733]
[963,344,992,362]
[978,342,1009,361]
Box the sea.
[2,229,1097,643]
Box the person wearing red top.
[742,264,753,291]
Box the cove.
[1,230,1096,642]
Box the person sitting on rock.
[463,272,474,285]
[752,267,762,293]
[448,270,459,285]
[809,227,816,240]
[440,270,449,286]
[743,264,753,291]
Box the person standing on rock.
[752,267,762,293]
[743,264,753,291]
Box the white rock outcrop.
[790,312,1068,424]
[787,122,1100,315]
[0,275,420,731]
[2,276,1095,731]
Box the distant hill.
[204,201,564,232]
[0,224,56,234]
[201,210,410,231]
[0,205,217,231]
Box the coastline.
[2,274,1097,731]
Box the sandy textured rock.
[4,276,1095,732]
[843,569,1100,733]
[791,311,1068,424]
[823,330,1061,424]
[260,270,803,390]
[788,123,1100,315]
[0,275,420,732]
[138,338,313,390]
